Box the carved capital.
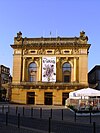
[56,57,60,62]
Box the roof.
[88,65,100,74]
[11,31,91,50]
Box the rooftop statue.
[14,31,22,44]
[17,31,22,38]
[79,31,88,44]
[15,31,22,42]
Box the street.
[0,104,100,133]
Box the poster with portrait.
[42,57,56,82]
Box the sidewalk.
[0,104,100,133]
[0,123,49,133]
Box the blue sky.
[0,0,100,75]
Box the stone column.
[39,57,42,81]
[74,57,77,82]
[22,57,26,81]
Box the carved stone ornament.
[38,49,45,55]
[79,31,88,44]
[73,48,79,54]
[60,57,69,67]
[24,49,28,54]
[16,31,22,41]
[55,48,61,54]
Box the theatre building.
[11,31,91,105]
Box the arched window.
[28,62,37,82]
[62,62,71,83]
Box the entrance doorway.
[62,92,69,105]
[44,92,53,105]
[27,92,35,104]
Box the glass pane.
[64,75,70,82]
[63,63,70,68]
[29,63,37,68]
[30,75,36,82]
[62,63,71,72]
[29,62,37,82]
[62,62,71,83]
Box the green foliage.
[68,105,75,110]
[89,105,93,111]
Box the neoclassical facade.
[11,31,91,105]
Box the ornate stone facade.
[10,31,91,105]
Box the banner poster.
[42,57,56,82]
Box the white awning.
[69,88,100,98]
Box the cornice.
[11,43,91,49]
[11,31,91,50]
